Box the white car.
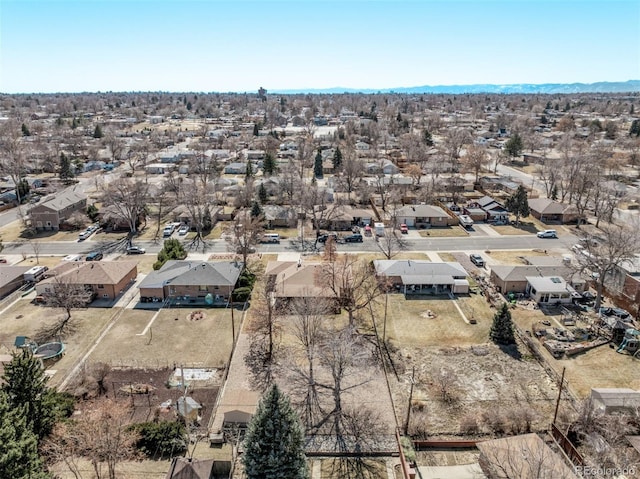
[78,230,92,241]
[178,225,189,235]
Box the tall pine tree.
[243,385,308,479]
[1,349,59,439]
[490,303,516,345]
[333,147,343,170]
[59,152,74,181]
[313,149,323,179]
[0,392,48,479]
[263,153,277,176]
[505,185,530,225]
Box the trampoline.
[34,342,65,361]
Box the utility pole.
[553,367,566,425]
[404,366,415,435]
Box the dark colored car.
[344,234,363,243]
[599,307,630,319]
[317,233,337,243]
[85,251,103,261]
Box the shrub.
[232,286,252,303]
[129,420,186,458]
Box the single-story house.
[525,276,575,304]
[165,457,230,479]
[265,261,333,303]
[528,198,579,224]
[0,266,31,298]
[373,260,469,295]
[29,191,87,231]
[36,261,138,301]
[170,205,221,228]
[462,206,488,222]
[262,205,297,229]
[477,433,578,479]
[395,205,457,228]
[490,265,583,295]
[318,206,374,231]
[137,260,242,304]
[223,162,247,175]
[145,163,171,175]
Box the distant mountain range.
[271,80,640,95]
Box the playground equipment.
[34,342,65,361]
[616,328,640,357]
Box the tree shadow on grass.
[499,343,522,360]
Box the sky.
[0,0,639,93]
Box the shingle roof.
[34,191,86,212]
[528,198,578,215]
[374,260,467,278]
[40,261,138,286]
[138,260,242,289]
[396,205,449,218]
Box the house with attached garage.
[528,197,579,224]
[137,260,242,305]
[265,261,334,306]
[29,191,87,231]
[490,264,584,297]
[36,260,138,301]
[395,204,457,228]
[373,259,469,295]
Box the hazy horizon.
[1,0,638,94]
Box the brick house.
[29,191,87,230]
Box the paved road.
[1,233,579,256]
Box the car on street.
[536,229,557,238]
[126,246,146,255]
[400,224,408,234]
[317,233,338,243]
[469,253,485,267]
[344,234,363,243]
[178,225,189,235]
[85,251,103,261]
[78,230,93,241]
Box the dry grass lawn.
[378,295,492,348]
[485,249,549,264]
[0,299,114,387]
[0,220,83,242]
[321,459,388,479]
[418,226,469,238]
[17,255,68,268]
[87,307,234,369]
[113,252,158,275]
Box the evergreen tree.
[245,160,254,178]
[251,200,263,218]
[550,184,558,201]
[253,123,260,136]
[203,206,213,232]
[0,392,48,479]
[630,104,635,115]
[490,303,516,345]
[59,152,74,181]
[243,385,308,479]
[93,124,103,138]
[1,349,59,439]
[258,183,268,204]
[313,149,323,179]
[263,153,277,175]
[505,185,530,225]
[423,128,434,146]
[629,119,640,137]
[17,179,30,204]
[333,146,343,170]
[504,132,523,158]
[21,123,31,137]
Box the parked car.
[537,229,557,238]
[78,230,93,241]
[400,224,408,234]
[178,225,189,235]
[163,225,175,237]
[317,233,338,243]
[344,234,363,243]
[126,246,146,255]
[599,307,630,319]
[469,254,485,267]
[85,251,103,261]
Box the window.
[97,284,104,289]
[199,285,208,292]
[103,294,108,298]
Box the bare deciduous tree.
[100,178,149,236]
[225,211,263,268]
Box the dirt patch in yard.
[485,249,550,264]
[418,227,469,238]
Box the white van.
[62,254,83,262]
[261,233,280,244]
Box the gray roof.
[396,204,449,218]
[491,265,573,282]
[34,191,86,213]
[138,260,242,289]
[528,198,578,215]
[526,276,569,293]
[374,260,467,279]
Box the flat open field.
[88,307,235,370]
